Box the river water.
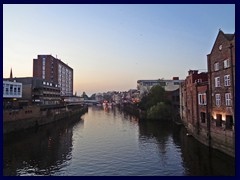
[3,106,235,176]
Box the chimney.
[188,70,198,75]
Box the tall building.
[207,30,235,130]
[179,30,235,157]
[33,55,73,96]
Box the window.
[42,58,46,79]
[215,94,221,106]
[224,59,230,68]
[226,115,233,130]
[216,114,222,127]
[198,93,207,105]
[195,79,202,83]
[214,62,219,71]
[14,87,17,95]
[200,112,206,123]
[224,75,231,86]
[6,87,9,95]
[225,93,231,106]
[215,77,220,87]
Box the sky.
[3,4,235,96]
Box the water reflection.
[177,127,235,176]
[3,107,235,176]
[3,116,83,176]
[138,119,235,176]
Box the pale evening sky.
[3,4,235,96]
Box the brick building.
[207,30,235,130]
[179,30,235,157]
[179,70,208,130]
[33,55,73,96]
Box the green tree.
[138,85,167,110]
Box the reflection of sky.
[4,107,235,176]
[3,4,235,95]
[138,121,185,176]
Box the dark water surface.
[3,106,235,176]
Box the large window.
[215,94,221,107]
[225,93,231,106]
[198,93,207,105]
[224,59,230,68]
[215,77,220,87]
[224,75,231,86]
[214,62,219,71]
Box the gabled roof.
[209,30,235,55]
[224,33,235,41]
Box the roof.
[209,30,235,55]
[223,33,235,41]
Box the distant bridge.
[83,100,100,104]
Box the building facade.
[33,55,73,96]
[207,30,235,131]
[4,77,61,105]
[3,80,23,109]
[179,30,235,157]
[137,77,184,97]
[3,80,22,99]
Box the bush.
[146,102,171,120]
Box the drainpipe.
[207,55,212,148]
[196,83,200,135]
[229,43,235,128]
[206,84,211,147]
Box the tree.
[138,85,167,110]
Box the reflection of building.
[3,115,82,176]
[33,55,73,96]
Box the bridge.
[83,100,100,105]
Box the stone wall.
[3,106,88,134]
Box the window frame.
[215,77,220,87]
[215,94,221,107]
[225,93,231,106]
[214,62,219,71]
[224,59,230,69]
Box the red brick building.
[207,30,235,130]
[180,30,235,157]
[33,55,73,96]
[180,70,208,131]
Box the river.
[3,106,235,176]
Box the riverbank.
[3,105,88,134]
[121,102,234,157]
